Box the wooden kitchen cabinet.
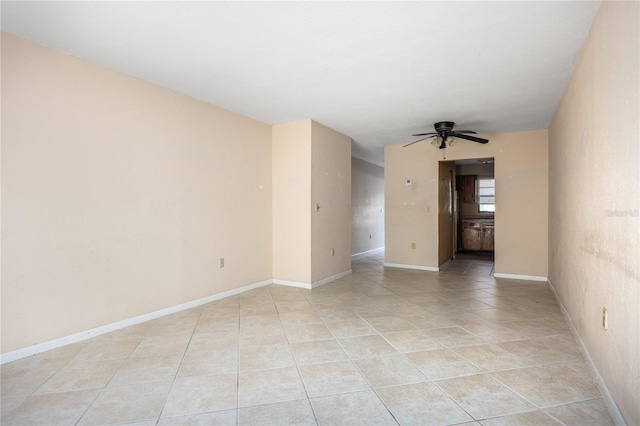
[481,224,494,251]
[462,221,482,251]
[457,175,476,203]
[462,219,494,252]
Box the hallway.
[1,250,613,425]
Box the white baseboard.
[351,247,384,258]
[438,259,452,271]
[274,269,353,290]
[312,270,352,288]
[272,279,313,289]
[2,268,358,365]
[383,262,439,272]
[1,278,273,365]
[493,272,548,282]
[547,279,626,425]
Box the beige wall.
[384,144,436,267]
[2,35,354,356]
[1,34,273,353]
[272,120,352,286]
[548,2,639,424]
[272,120,312,283]
[310,121,352,282]
[385,130,548,277]
[351,157,384,255]
[455,163,494,177]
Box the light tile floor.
[1,251,615,425]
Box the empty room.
[1,1,638,425]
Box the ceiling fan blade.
[451,130,477,134]
[453,133,489,144]
[411,132,437,137]
[403,135,436,147]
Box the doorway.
[438,157,495,267]
[437,161,456,267]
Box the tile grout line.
[154,307,205,424]
[71,326,155,425]
[235,305,241,426]
[3,253,615,425]
[270,286,321,426]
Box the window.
[478,177,495,212]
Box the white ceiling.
[1,1,600,166]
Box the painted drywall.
[384,144,436,267]
[272,119,352,286]
[272,120,312,284]
[351,157,384,255]
[548,1,639,424]
[310,121,352,282]
[1,34,273,353]
[456,163,494,177]
[385,130,548,277]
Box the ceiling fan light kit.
[404,121,489,150]
[430,136,456,149]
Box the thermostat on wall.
[405,179,413,186]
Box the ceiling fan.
[404,121,489,149]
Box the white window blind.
[478,177,495,212]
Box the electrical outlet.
[602,307,608,330]
[331,248,335,256]
[411,242,416,249]
[219,258,225,268]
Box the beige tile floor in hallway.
[1,250,615,425]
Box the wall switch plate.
[331,248,335,256]
[411,242,416,249]
[219,258,225,268]
[602,307,608,330]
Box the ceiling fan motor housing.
[434,121,455,133]
[434,122,455,148]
